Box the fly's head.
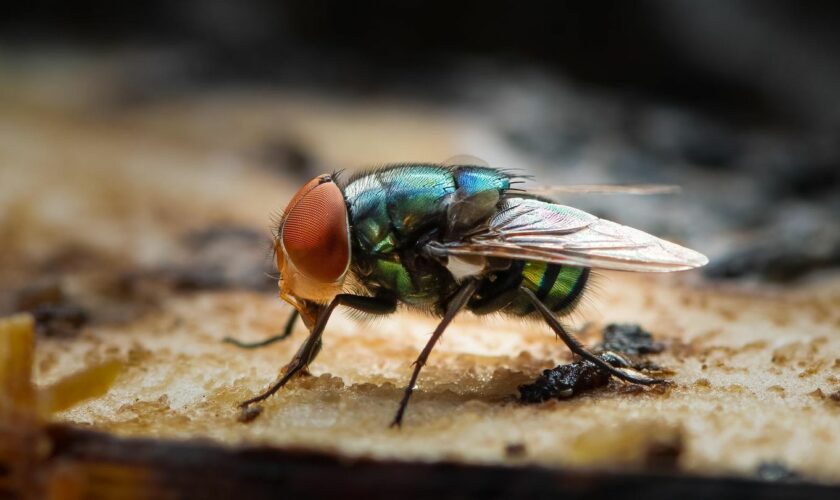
[274,174,350,328]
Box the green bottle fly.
[231,162,708,427]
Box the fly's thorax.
[337,163,516,311]
[343,165,456,252]
[275,174,351,317]
[342,164,511,254]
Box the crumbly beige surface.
[40,278,840,481]
[2,53,839,482]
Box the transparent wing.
[442,154,490,168]
[429,198,708,272]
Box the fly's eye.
[280,175,350,283]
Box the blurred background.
[2,0,840,309]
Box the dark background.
[5,1,840,123]
[3,0,840,281]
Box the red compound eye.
[280,175,350,282]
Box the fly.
[230,161,708,427]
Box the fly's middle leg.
[391,279,479,428]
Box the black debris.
[30,303,89,336]
[520,323,665,403]
[518,360,610,404]
[598,323,664,356]
[11,280,89,336]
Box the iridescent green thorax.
[343,164,509,254]
[372,259,445,307]
[342,164,511,310]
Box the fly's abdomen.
[470,261,590,317]
[518,262,590,314]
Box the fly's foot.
[237,404,263,423]
[236,358,309,412]
[599,350,634,368]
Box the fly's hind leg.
[520,287,667,386]
[223,309,300,349]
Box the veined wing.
[429,198,708,272]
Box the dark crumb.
[829,390,840,404]
[518,360,610,403]
[504,443,527,458]
[756,462,801,483]
[11,280,88,336]
[520,323,666,403]
[598,323,664,356]
[237,405,263,423]
[31,303,89,336]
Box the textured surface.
[43,275,840,481]
[1,55,839,486]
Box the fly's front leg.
[520,286,667,386]
[223,310,300,349]
[237,294,396,412]
[391,279,479,428]
[237,310,329,410]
